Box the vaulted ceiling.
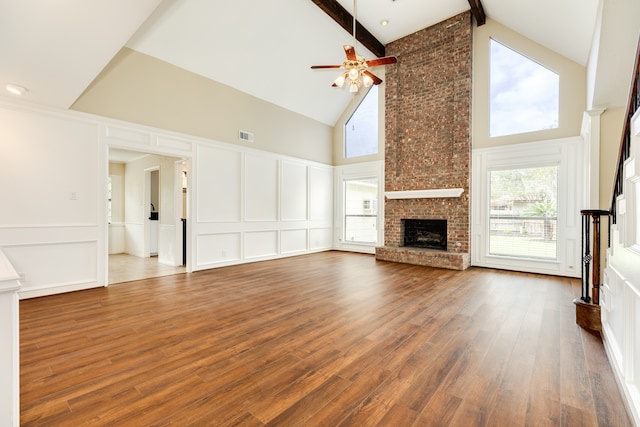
[0,0,633,127]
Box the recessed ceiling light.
[6,83,27,96]
[380,19,389,26]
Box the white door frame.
[144,166,160,258]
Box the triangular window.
[345,86,379,158]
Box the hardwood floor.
[20,252,632,426]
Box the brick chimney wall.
[377,12,472,270]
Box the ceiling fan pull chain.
[353,0,357,48]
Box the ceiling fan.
[311,0,397,93]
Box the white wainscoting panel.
[109,223,125,254]
[629,285,640,385]
[158,224,176,266]
[156,135,194,153]
[196,145,242,223]
[244,231,278,259]
[193,142,333,271]
[196,233,241,267]
[5,241,98,298]
[309,166,333,222]
[281,161,308,221]
[104,125,151,147]
[310,228,333,250]
[125,223,145,258]
[281,229,308,254]
[244,154,278,222]
[0,106,99,227]
[604,224,640,425]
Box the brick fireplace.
[375,12,472,271]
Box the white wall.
[123,153,180,264]
[193,145,333,270]
[603,110,640,426]
[0,99,334,298]
[0,102,105,298]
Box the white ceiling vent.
[239,130,254,142]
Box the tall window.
[344,178,378,244]
[490,39,559,138]
[489,165,558,260]
[345,86,378,158]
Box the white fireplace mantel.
[384,188,464,199]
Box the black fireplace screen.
[402,219,447,250]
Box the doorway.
[107,149,188,284]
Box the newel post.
[574,209,610,331]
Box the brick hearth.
[376,12,472,270]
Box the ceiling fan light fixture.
[310,0,395,94]
[362,73,374,87]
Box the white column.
[0,250,21,427]
[581,108,606,209]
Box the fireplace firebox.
[402,219,447,251]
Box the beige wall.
[108,162,125,224]
[72,48,333,165]
[473,19,586,149]
[109,162,125,176]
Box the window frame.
[489,37,560,139]
[344,85,379,159]
[471,137,584,277]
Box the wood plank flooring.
[20,251,632,426]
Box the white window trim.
[471,137,584,277]
[334,161,384,254]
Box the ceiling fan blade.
[311,65,343,69]
[344,45,357,61]
[363,70,383,85]
[365,56,398,67]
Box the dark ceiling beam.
[310,0,386,58]
[467,0,487,26]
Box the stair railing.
[610,37,640,227]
